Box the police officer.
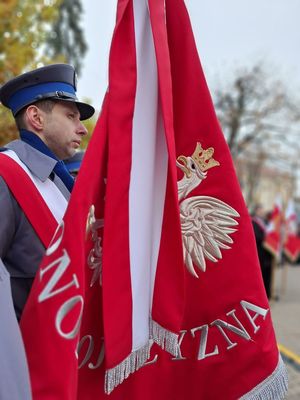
[0,64,95,321]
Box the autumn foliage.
[0,0,64,145]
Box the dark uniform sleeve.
[0,176,16,259]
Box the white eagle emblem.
[176,142,240,278]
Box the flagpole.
[280,260,289,297]
[270,256,277,301]
[279,214,288,298]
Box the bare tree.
[46,0,87,74]
[213,64,300,206]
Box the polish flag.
[283,199,300,262]
[264,195,283,259]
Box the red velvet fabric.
[20,0,281,398]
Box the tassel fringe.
[104,318,179,394]
[240,355,288,399]
[105,328,287,398]
[150,319,179,357]
[105,341,152,394]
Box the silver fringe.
[104,319,180,394]
[150,319,179,357]
[240,355,288,399]
[105,341,152,394]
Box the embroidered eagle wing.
[180,195,239,278]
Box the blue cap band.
[8,82,76,115]
[65,161,82,172]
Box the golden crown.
[191,142,220,172]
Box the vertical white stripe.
[130,0,168,350]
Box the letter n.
[211,310,251,349]
[38,249,79,302]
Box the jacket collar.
[5,139,57,182]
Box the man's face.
[40,101,88,160]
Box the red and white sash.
[0,151,66,246]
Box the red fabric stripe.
[101,0,134,367]
[161,0,279,398]
[148,0,185,332]
[0,154,57,247]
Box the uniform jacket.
[0,139,70,320]
[0,260,32,399]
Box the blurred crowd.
[251,202,300,301]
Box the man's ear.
[24,105,45,131]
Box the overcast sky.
[77,0,300,110]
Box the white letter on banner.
[38,249,79,303]
[143,354,159,367]
[211,309,251,350]
[172,330,187,361]
[77,335,95,369]
[56,295,84,339]
[241,300,269,334]
[76,335,105,369]
[88,341,105,369]
[46,221,65,256]
[191,325,219,360]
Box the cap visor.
[57,98,95,120]
[75,101,95,120]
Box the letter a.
[241,300,269,334]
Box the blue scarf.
[20,129,74,192]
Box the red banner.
[20,0,288,399]
[264,196,283,259]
